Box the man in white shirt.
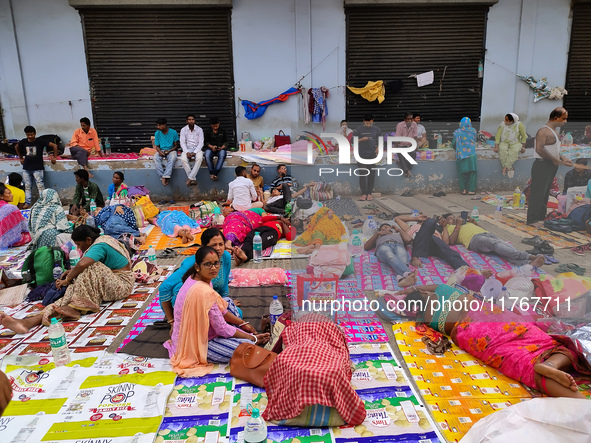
[179,114,204,187]
[224,166,263,212]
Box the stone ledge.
[69,0,231,8]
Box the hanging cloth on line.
[241,87,301,120]
[347,80,385,103]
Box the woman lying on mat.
[164,246,269,377]
[234,215,295,265]
[1,225,134,332]
[148,210,201,244]
[159,228,241,326]
[293,207,346,254]
[0,183,31,250]
[396,283,591,398]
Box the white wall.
[481,0,572,134]
[0,0,92,140]
[232,0,346,141]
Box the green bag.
[21,246,67,287]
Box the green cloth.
[428,284,465,333]
[248,207,265,216]
[85,242,128,269]
[73,181,105,211]
[457,156,477,193]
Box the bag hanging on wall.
[229,342,277,388]
[274,130,291,148]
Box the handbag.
[229,342,277,388]
[131,205,147,228]
[308,181,333,201]
[274,130,291,149]
[134,195,159,219]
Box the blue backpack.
[567,204,591,231]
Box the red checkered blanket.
[262,315,366,425]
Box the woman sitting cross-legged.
[164,246,269,377]
[0,183,32,250]
[397,283,591,398]
[0,225,135,332]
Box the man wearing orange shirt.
[68,117,104,176]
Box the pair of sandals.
[159,199,176,205]
[461,190,476,195]
[555,263,586,276]
[156,248,178,259]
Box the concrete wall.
[481,0,572,134]
[0,152,570,201]
[0,0,92,140]
[231,0,346,142]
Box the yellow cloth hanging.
[347,80,385,103]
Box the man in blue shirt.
[153,118,179,186]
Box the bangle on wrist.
[167,319,174,324]
[238,321,249,327]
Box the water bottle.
[89,199,97,213]
[105,137,111,155]
[269,295,283,336]
[494,197,503,221]
[253,231,263,263]
[512,187,521,208]
[213,207,225,227]
[497,286,510,308]
[412,210,419,218]
[48,318,71,366]
[147,245,157,263]
[363,216,378,237]
[69,246,81,267]
[244,405,267,443]
[437,133,443,149]
[348,229,363,256]
[519,193,526,209]
[470,206,480,223]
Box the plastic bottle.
[497,286,510,308]
[348,229,363,256]
[49,318,71,366]
[253,232,263,263]
[105,137,111,155]
[363,216,378,238]
[53,261,63,281]
[89,199,97,213]
[147,245,157,263]
[437,133,443,149]
[213,207,225,227]
[512,187,521,208]
[69,246,81,268]
[269,295,283,336]
[244,405,267,443]
[470,207,480,223]
[494,197,503,221]
[519,193,526,209]
[497,264,537,280]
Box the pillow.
[230,268,288,287]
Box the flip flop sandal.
[159,200,168,205]
[544,255,559,264]
[378,212,391,220]
[363,204,378,209]
[351,219,363,224]
[157,248,178,259]
[367,209,381,215]
[342,215,354,221]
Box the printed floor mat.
[482,212,591,249]
[323,197,363,217]
[139,226,202,250]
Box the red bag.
[274,130,291,148]
[296,274,339,320]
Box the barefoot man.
[527,107,572,227]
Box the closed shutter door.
[346,5,488,123]
[80,8,235,151]
[564,3,591,121]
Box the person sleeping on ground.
[293,207,345,254]
[148,209,201,244]
[364,222,417,287]
[95,204,142,240]
[164,246,269,377]
[1,225,134,332]
[159,228,241,326]
[234,215,295,265]
[395,283,591,399]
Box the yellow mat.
[393,322,533,442]
[139,226,202,251]
[482,212,591,249]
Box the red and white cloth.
[262,315,366,425]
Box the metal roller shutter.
[564,3,591,121]
[346,5,488,124]
[80,7,235,152]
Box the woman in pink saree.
[397,283,591,399]
[222,209,262,246]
